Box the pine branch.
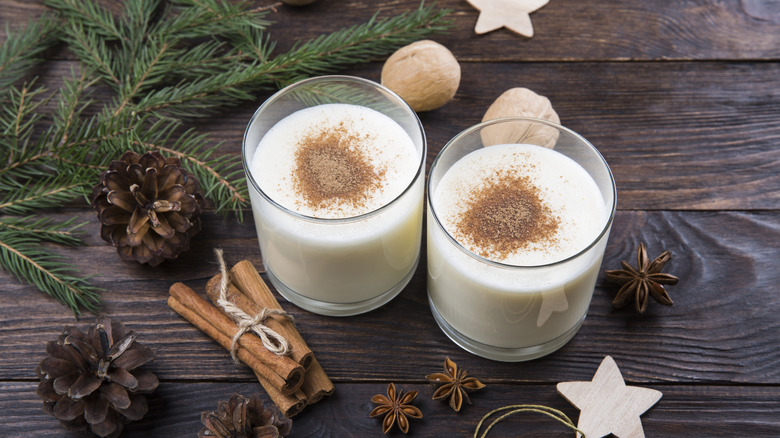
[163,0,276,40]
[130,2,453,118]
[120,0,163,44]
[43,0,123,41]
[0,233,100,316]
[0,74,100,208]
[227,15,276,62]
[113,38,172,116]
[0,172,90,215]
[264,3,453,88]
[0,72,98,181]
[165,40,242,79]
[0,216,87,246]
[51,70,98,150]
[0,16,60,91]
[0,80,51,163]
[61,22,122,87]
[132,69,258,119]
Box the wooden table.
[1,0,778,436]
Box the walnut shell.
[381,40,460,112]
[481,87,560,148]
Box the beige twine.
[213,249,293,364]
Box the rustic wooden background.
[1,0,779,436]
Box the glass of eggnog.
[427,117,616,361]
[242,76,426,316]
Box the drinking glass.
[243,76,426,316]
[427,117,616,361]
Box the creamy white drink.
[428,140,613,359]
[252,104,419,218]
[246,98,424,315]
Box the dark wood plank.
[2,382,778,437]
[3,0,780,61]
[1,211,778,384]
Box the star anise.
[369,383,422,434]
[605,243,679,313]
[425,357,485,412]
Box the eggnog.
[427,118,615,361]
[243,77,425,316]
[252,104,419,219]
[432,144,606,266]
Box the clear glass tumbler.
[242,76,426,316]
[427,117,616,361]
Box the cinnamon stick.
[228,261,316,370]
[168,283,304,395]
[206,273,315,370]
[254,371,307,418]
[300,357,335,404]
[228,261,334,404]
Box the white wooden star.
[557,356,662,438]
[466,0,550,37]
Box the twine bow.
[213,249,294,364]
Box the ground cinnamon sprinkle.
[455,171,560,260]
[293,124,384,212]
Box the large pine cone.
[200,393,292,438]
[36,316,159,438]
[92,151,205,266]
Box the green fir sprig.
[0,217,100,315]
[0,0,452,316]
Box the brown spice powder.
[455,172,560,261]
[293,124,383,212]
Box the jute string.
[473,404,586,438]
[214,249,293,364]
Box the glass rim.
[427,116,617,269]
[242,75,427,224]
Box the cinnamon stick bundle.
[228,261,334,403]
[168,283,304,395]
[205,274,315,370]
[228,262,317,370]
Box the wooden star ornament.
[556,356,662,438]
[466,0,550,37]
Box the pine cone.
[91,150,205,266]
[200,393,292,438]
[35,316,159,438]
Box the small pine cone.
[199,393,292,438]
[35,316,159,438]
[91,150,205,267]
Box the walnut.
[381,40,460,112]
[481,87,560,148]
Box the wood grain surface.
[1,0,778,437]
